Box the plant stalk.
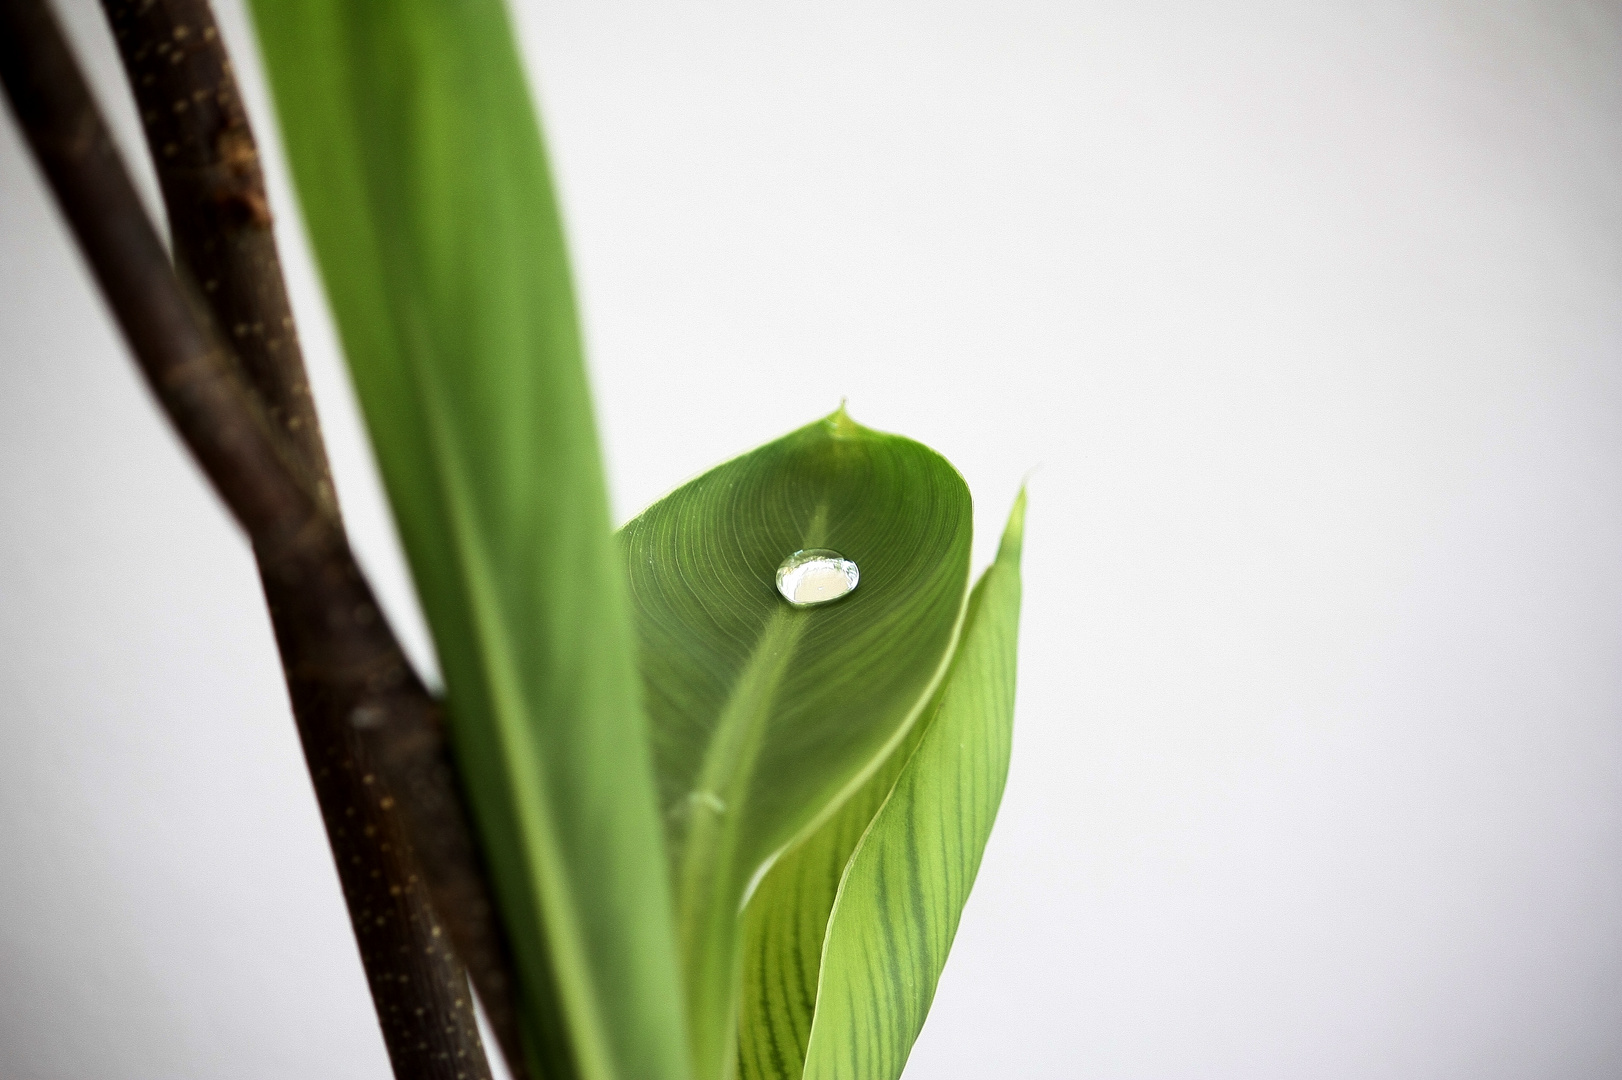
[100,0,334,510]
[0,1,528,1074]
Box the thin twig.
[0,1,528,1075]
[104,0,505,1074]
[102,0,333,508]
[97,1,496,1074]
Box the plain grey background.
[3,0,1620,1076]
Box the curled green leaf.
[737,491,1026,1080]
[619,410,973,1080]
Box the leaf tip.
[825,399,863,440]
[997,487,1027,567]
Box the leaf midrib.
[408,340,612,1080]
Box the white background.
[2,1,1619,1076]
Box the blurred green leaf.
[618,410,973,1080]
[245,2,687,1077]
[737,492,1025,1080]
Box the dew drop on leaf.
[775,549,860,607]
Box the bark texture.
[102,0,333,509]
[0,1,527,1075]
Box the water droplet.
[776,549,859,607]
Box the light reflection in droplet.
[775,549,860,607]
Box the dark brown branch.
[0,2,527,1076]
[101,0,332,507]
[95,3,502,1075]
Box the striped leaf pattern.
[803,490,1023,1079]
[735,491,1023,1080]
[618,409,973,1080]
[735,713,924,1080]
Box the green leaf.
[737,491,1026,1080]
[734,681,927,1080]
[245,3,687,1078]
[804,490,1024,1079]
[618,410,973,1080]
